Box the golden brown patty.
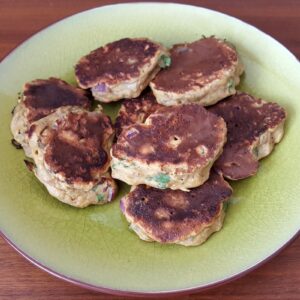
[75,38,166,88]
[111,104,227,190]
[208,92,287,180]
[150,37,244,106]
[22,77,91,122]
[151,37,238,93]
[29,106,114,186]
[114,89,162,138]
[120,171,232,245]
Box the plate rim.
[1,230,299,296]
[1,2,299,296]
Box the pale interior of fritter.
[10,100,33,157]
[111,153,220,191]
[150,57,244,106]
[251,121,285,161]
[34,166,116,208]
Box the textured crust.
[115,89,162,138]
[208,92,287,179]
[75,38,168,102]
[28,106,117,207]
[150,37,244,106]
[111,104,227,190]
[10,78,91,157]
[23,78,91,122]
[29,106,114,188]
[121,171,232,246]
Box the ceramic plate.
[0,3,299,296]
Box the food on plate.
[114,89,162,138]
[208,92,287,179]
[10,77,91,157]
[120,170,232,246]
[75,38,169,103]
[111,104,227,190]
[9,34,288,247]
[28,106,117,207]
[150,37,244,106]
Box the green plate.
[0,3,299,296]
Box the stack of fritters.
[110,37,286,246]
[11,36,287,245]
[11,78,91,157]
[113,101,232,246]
[11,78,117,208]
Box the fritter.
[10,77,91,157]
[208,92,287,179]
[75,38,169,103]
[28,106,117,207]
[120,171,232,246]
[111,104,227,190]
[150,37,244,106]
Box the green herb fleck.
[253,147,259,158]
[223,201,230,211]
[223,38,236,50]
[17,91,23,101]
[121,162,129,168]
[97,194,105,202]
[227,78,235,91]
[92,185,98,192]
[152,173,170,189]
[159,55,171,68]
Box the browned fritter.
[112,104,226,167]
[114,89,162,138]
[23,77,91,123]
[121,171,232,243]
[39,109,114,185]
[151,37,238,93]
[208,92,287,180]
[75,38,162,88]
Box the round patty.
[28,106,117,207]
[120,170,232,246]
[75,38,169,103]
[111,104,227,190]
[150,37,244,106]
[10,77,91,157]
[208,92,287,180]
